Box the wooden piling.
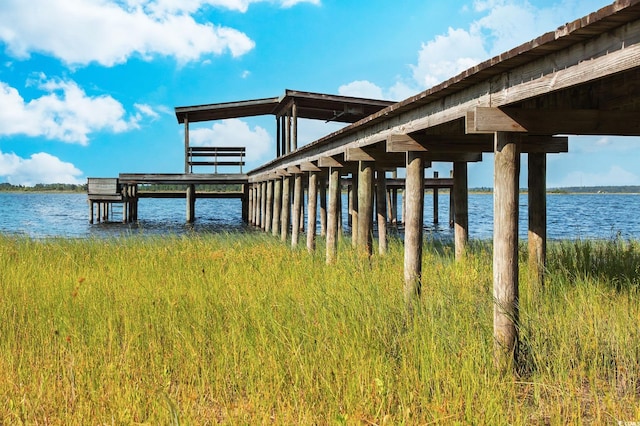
[376,168,388,255]
[404,152,425,307]
[326,167,340,264]
[453,162,469,260]
[242,183,249,223]
[281,176,291,242]
[261,181,267,230]
[265,180,273,234]
[493,132,521,370]
[186,184,196,223]
[319,171,327,237]
[291,173,303,247]
[307,171,318,252]
[351,172,359,246]
[528,152,547,286]
[272,177,282,236]
[356,161,374,255]
[433,171,439,225]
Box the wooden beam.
[386,134,427,152]
[467,107,527,134]
[501,108,640,136]
[300,161,321,172]
[389,132,567,154]
[286,165,302,174]
[345,147,376,161]
[318,156,344,168]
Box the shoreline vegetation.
[1,234,638,424]
[2,182,640,194]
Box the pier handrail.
[186,146,246,174]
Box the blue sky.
[1,0,636,187]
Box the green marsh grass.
[0,234,638,424]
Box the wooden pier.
[89,0,640,369]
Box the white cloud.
[0,77,157,144]
[0,0,321,67]
[0,0,255,66]
[338,80,384,100]
[189,118,271,164]
[338,79,416,102]
[0,150,83,186]
[411,27,487,89]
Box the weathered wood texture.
[357,161,374,255]
[326,167,340,264]
[493,132,521,369]
[281,176,291,242]
[272,178,282,236]
[528,153,547,286]
[376,169,388,255]
[307,171,318,252]
[291,173,303,247]
[404,152,425,307]
[453,162,469,259]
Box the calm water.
[1,192,639,240]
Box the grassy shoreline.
[1,234,638,424]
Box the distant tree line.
[0,183,87,192]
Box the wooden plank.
[467,107,527,133]
[286,165,302,174]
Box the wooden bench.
[186,146,246,173]
[87,178,121,198]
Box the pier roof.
[174,89,395,124]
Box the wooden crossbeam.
[466,107,527,133]
[317,156,345,168]
[300,161,321,172]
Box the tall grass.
[0,234,638,424]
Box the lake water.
[1,192,639,240]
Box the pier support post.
[89,201,94,224]
[404,152,425,308]
[272,177,282,236]
[186,184,196,223]
[261,181,267,231]
[376,168,388,255]
[242,183,250,223]
[319,171,327,237]
[265,180,273,234]
[528,152,547,286]
[291,172,303,248]
[493,132,521,370]
[453,162,469,260]
[326,167,340,264]
[281,176,291,242]
[307,171,318,252]
[351,171,359,246]
[433,171,439,225]
[256,183,263,228]
[357,161,374,255]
